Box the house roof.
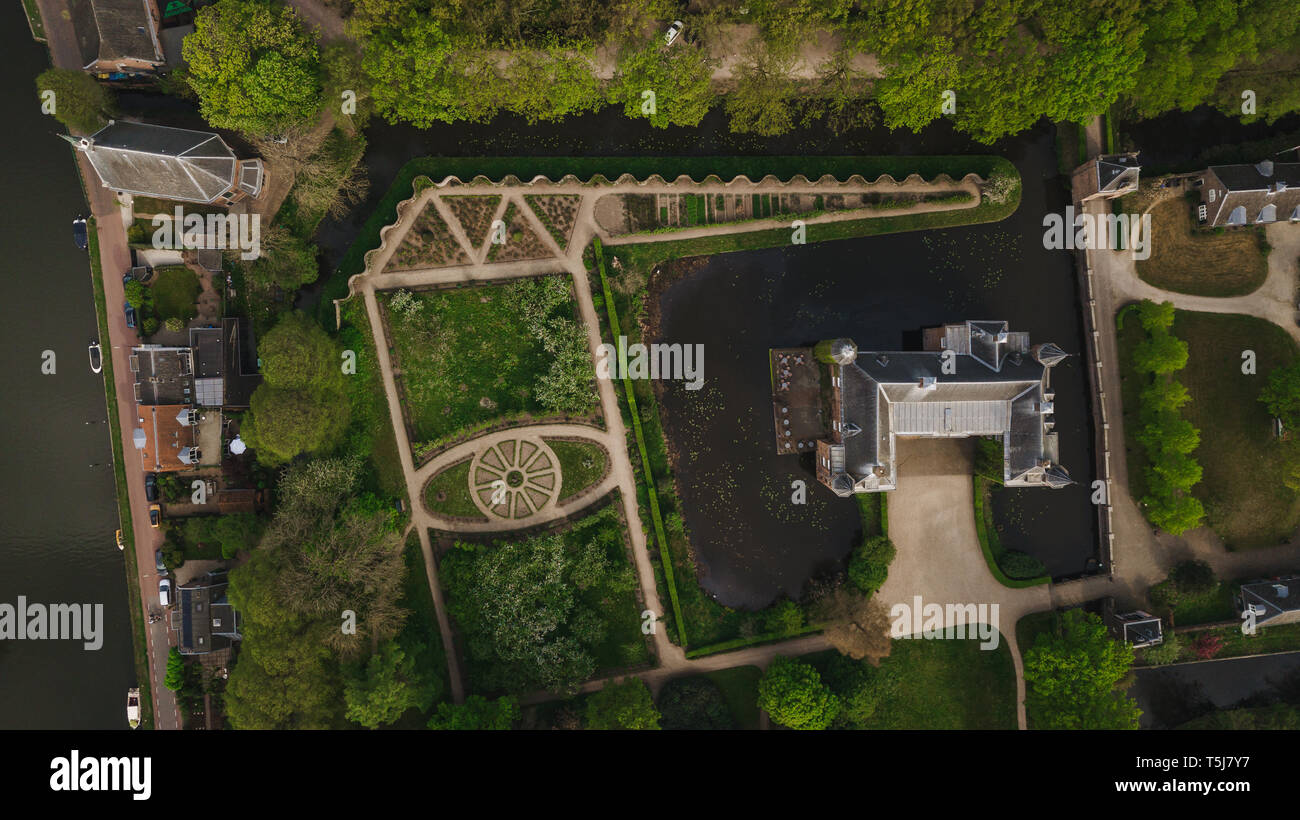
[130,345,193,405]
[171,573,241,655]
[1096,155,1140,192]
[73,0,164,68]
[79,121,239,203]
[1241,576,1300,624]
[1210,161,1300,191]
[135,403,196,472]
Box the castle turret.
[1032,342,1068,367]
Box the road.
[35,0,180,731]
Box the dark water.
[1132,652,1300,729]
[0,10,136,728]
[1118,106,1300,174]
[652,124,1098,608]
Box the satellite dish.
[229,436,247,455]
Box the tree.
[361,17,497,127]
[848,534,896,596]
[35,68,114,135]
[816,588,893,664]
[1136,299,1176,332]
[182,0,322,134]
[164,648,185,691]
[210,513,265,559]
[873,36,957,133]
[757,656,840,730]
[764,599,804,635]
[1132,331,1189,374]
[344,639,441,728]
[609,40,716,129]
[427,695,519,730]
[1260,362,1300,430]
[656,676,734,730]
[501,47,604,124]
[242,225,319,292]
[246,312,349,463]
[1167,559,1217,601]
[584,679,661,730]
[725,41,799,136]
[1023,610,1140,730]
[822,653,896,729]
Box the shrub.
[1192,633,1223,660]
[757,657,840,730]
[164,648,185,691]
[657,676,734,730]
[1141,634,1182,666]
[165,317,185,332]
[848,535,896,596]
[764,599,804,635]
[998,550,1048,580]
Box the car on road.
[72,217,87,250]
[148,504,161,528]
[144,473,158,502]
[158,578,171,607]
[154,549,167,574]
[664,20,684,45]
[125,303,137,329]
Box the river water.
[0,7,136,728]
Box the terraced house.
[810,321,1072,495]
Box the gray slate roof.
[80,121,239,203]
[73,0,163,67]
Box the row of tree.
[172,0,1300,144]
[1129,300,1206,535]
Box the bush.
[142,317,160,336]
[998,550,1048,580]
[848,535,896,596]
[764,599,804,635]
[1141,634,1182,665]
[657,676,734,730]
[757,657,840,730]
[165,317,185,332]
[164,648,185,691]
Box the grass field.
[703,666,762,730]
[1174,311,1300,548]
[1135,196,1270,297]
[804,636,1017,729]
[381,279,574,450]
[423,460,484,519]
[545,439,608,501]
[338,299,407,503]
[151,266,201,322]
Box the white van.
[158,579,172,608]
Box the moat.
[650,126,1099,608]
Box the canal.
[0,5,136,728]
[1132,651,1300,729]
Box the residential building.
[169,572,242,656]
[1072,153,1141,203]
[132,404,199,472]
[130,344,193,405]
[70,0,165,76]
[1198,160,1300,227]
[801,321,1071,496]
[1239,575,1300,628]
[1103,599,1163,648]
[69,120,265,205]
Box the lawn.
[151,266,201,322]
[423,460,484,520]
[1134,196,1270,297]
[545,438,608,502]
[338,299,408,503]
[1140,620,1300,665]
[803,637,1018,729]
[1173,311,1300,548]
[703,666,762,730]
[381,277,593,454]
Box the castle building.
[810,321,1072,496]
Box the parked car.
[664,20,684,45]
[72,217,87,250]
[158,579,171,608]
[154,549,167,574]
[144,473,158,502]
[148,504,161,528]
[124,303,137,330]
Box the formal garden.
[380,276,599,460]
[438,499,649,696]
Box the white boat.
[126,688,140,729]
[88,340,102,374]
